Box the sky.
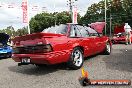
[0,0,102,30]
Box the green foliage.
[16,27,28,36]
[0,11,81,37]
[0,26,28,37]
[80,0,132,34]
[29,12,55,33]
[0,26,15,37]
[29,11,81,33]
[55,12,71,25]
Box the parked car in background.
[12,23,112,69]
[0,33,12,58]
[112,25,132,44]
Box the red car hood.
[114,25,125,34]
[88,22,105,33]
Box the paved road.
[0,44,132,88]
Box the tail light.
[36,44,53,53]
[12,44,53,54]
[12,47,24,54]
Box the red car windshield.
[42,24,68,34]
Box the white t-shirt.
[124,24,131,33]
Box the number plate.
[21,58,30,63]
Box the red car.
[112,25,132,44]
[12,24,112,69]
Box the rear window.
[42,24,67,34]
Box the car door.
[68,25,94,57]
[75,25,94,57]
[85,27,102,54]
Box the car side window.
[86,27,99,37]
[76,25,89,37]
[70,25,82,37]
[74,26,82,37]
[42,24,67,34]
[70,26,76,37]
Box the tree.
[29,12,55,33]
[55,11,71,25]
[29,11,81,33]
[0,26,15,37]
[0,26,28,38]
[80,0,132,34]
[16,27,28,36]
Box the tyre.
[104,42,111,55]
[68,47,84,70]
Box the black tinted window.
[42,24,67,34]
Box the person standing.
[124,23,132,45]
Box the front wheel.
[67,47,84,70]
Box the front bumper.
[112,37,125,43]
